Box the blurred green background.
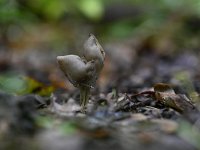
[0,0,200,48]
[0,0,200,95]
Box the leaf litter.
[1,43,200,150]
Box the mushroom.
[57,34,105,111]
[83,34,105,75]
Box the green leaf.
[178,120,200,149]
[0,73,27,94]
[59,122,77,135]
[36,116,54,128]
[43,0,67,20]
[77,0,104,21]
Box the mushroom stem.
[80,86,90,111]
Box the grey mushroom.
[57,34,105,111]
[57,55,95,87]
[83,34,105,75]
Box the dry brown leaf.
[154,83,195,113]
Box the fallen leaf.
[153,83,195,113]
[50,94,81,117]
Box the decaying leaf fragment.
[132,83,200,125]
[50,94,81,117]
[153,83,195,113]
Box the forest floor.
[0,35,200,150]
